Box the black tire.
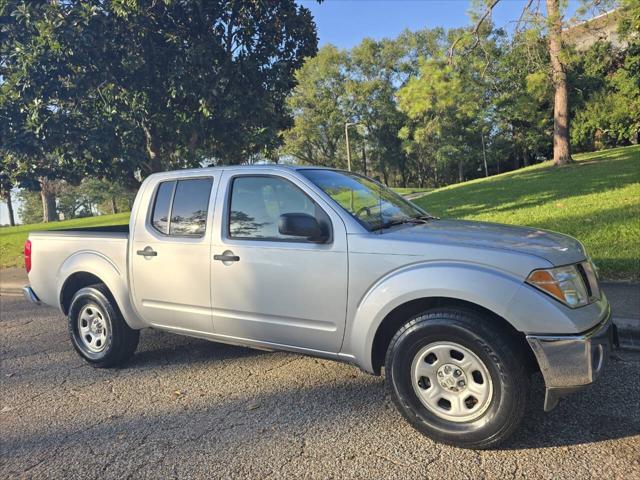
[68,284,139,368]
[385,308,528,449]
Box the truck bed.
[27,227,130,309]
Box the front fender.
[58,251,145,329]
[343,262,580,374]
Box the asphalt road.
[1,295,639,479]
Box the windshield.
[300,169,430,231]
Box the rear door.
[131,173,217,334]
[210,170,348,354]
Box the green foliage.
[284,10,637,188]
[414,145,640,281]
[398,55,488,185]
[55,179,135,219]
[1,0,318,189]
[283,24,556,187]
[16,190,43,225]
[569,30,640,151]
[283,29,451,187]
[281,45,350,168]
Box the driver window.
[229,176,323,241]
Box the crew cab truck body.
[24,165,615,449]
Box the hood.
[383,219,586,266]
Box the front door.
[131,175,216,334]
[210,172,348,354]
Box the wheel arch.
[343,262,544,375]
[57,252,145,329]
[369,297,538,375]
[60,271,104,314]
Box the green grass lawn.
[0,212,130,269]
[413,145,640,281]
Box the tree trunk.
[142,123,164,173]
[111,197,118,215]
[188,131,199,164]
[39,177,57,223]
[547,0,573,165]
[523,145,530,167]
[458,160,464,183]
[381,168,389,186]
[3,190,15,226]
[361,143,367,177]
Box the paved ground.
[1,294,639,479]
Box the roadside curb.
[614,317,640,350]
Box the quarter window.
[229,176,325,240]
[151,181,175,234]
[150,178,213,237]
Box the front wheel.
[385,309,529,449]
[68,284,139,368]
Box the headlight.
[526,265,589,308]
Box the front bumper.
[23,285,41,304]
[526,306,616,411]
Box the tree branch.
[514,0,535,35]
[448,0,500,62]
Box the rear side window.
[170,178,213,236]
[150,178,213,237]
[151,181,175,234]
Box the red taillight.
[24,239,32,273]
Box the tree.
[397,24,500,186]
[282,5,630,188]
[1,1,92,221]
[570,2,640,150]
[491,31,553,168]
[398,58,488,185]
[448,0,617,166]
[16,190,42,225]
[1,0,318,222]
[79,0,319,173]
[348,38,410,185]
[283,32,446,185]
[0,157,16,226]
[281,45,350,168]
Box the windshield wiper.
[416,213,439,221]
[371,216,433,231]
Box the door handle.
[137,246,157,257]
[214,253,240,263]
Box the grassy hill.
[0,212,130,269]
[413,145,640,281]
[1,145,638,279]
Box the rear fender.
[58,251,145,329]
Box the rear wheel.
[68,284,139,368]
[385,309,529,449]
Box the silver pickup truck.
[24,166,616,449]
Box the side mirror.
[278,213,323,241]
